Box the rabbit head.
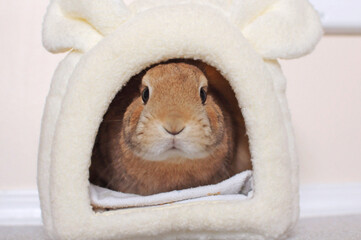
[122,63,227,161]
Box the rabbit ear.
[42,0,129,53]
[231,0,323,59]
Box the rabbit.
[90,62,251,196]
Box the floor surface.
[1,215,360,240]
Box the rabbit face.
[123,63,226,162]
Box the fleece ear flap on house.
[231,0,323,59]
[42,0,129,53]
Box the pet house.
[38,0,322,239]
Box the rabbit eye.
[142,87,149,104]
[200,87,207,104]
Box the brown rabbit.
[90,62,251,196]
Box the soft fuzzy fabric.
[38,0,322,239]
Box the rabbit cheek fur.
[90,63,235,196]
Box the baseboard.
[1,184,361,225]
[299,183,361,218]
[0,190,42,226]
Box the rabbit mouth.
[139,138,208,161]
[164,139,184,153]
[167,138,193,152]
[163,139,209,160]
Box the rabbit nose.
[164,126,185,136]
[163,118,185,136]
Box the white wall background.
[0,0,360,190]
[281,36,361,184]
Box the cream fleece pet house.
[38,0,322,239]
